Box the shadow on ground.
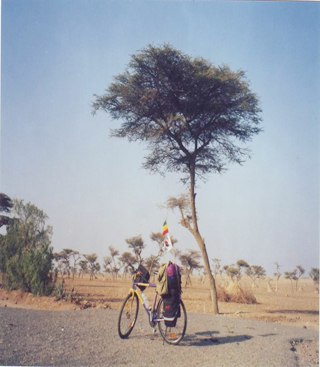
[267,310,318,315]
[182,331,253,347]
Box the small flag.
[162,221,172,252]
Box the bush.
[5,244,54,296]
[23,244,54,296]
[54,281,66,301]
[54,281,78,303]
[225,283,257,304]
[1,200,54,296]
[217,285,231,302]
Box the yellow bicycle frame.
[128,282,151,305]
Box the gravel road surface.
[1,307,318,367]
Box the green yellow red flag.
[162,221,172,252]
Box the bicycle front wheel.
[118,293,139,339]
[157,298,187,345]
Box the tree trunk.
[195,233,219,314]
[189,166,219,314]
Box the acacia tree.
[56,249,72,277]
[78,259,88,278]
[179,250,203,288]
[225,265,240,284]
[245,265,266,288]
[103,256,112,277]
[309,268,319,292]
[274,262,282,292]
[125,235,145,265]
[212,258,221,280]
[93,44,262,314]
[284,270,298,292]
[236,259,250,283]
[145,255,160,281]
[295,265,305,291]
[118,252,137,278]
[84,254,100,280]
[61,249,80,279]
[108,246,120,280]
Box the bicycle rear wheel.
[118,293,139,339]
[157,298,187,345]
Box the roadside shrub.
[217,285,230,302]
[23,244,54,296]
[225,283,257,304]
[54,281,66,301]
[5,244,54,296]
[54,281,78,303]
[1,200,54,296]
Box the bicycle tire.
[157,298,187,345]
[118,293,139,339]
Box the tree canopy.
[93,44,262,183]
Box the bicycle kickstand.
[150,327,156,340]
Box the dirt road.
[1,307,318,367]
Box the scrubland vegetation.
[0,193,318,331]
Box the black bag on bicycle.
[163,263,181,327]
[163,291,180,327]
[134,264,150,291]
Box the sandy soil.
[0,276,318,331]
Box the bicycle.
[118,266,187,345]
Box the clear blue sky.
[1,0,319,276]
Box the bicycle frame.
[128,280,163,323]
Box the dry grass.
[0,275,318,331]
[225,283,257,304]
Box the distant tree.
[103,256,112,277]
[179,250,203,288]
[295,265,305,291]
[309,268,319,292]
[84,254,100,280]
[218,264,229,286]
[236,260,250,283]
[61,249,80,279]
[245,265,266,288]
[125,235,145,265]
[226,265,240,284]
[284,270,298,292]
[58,249,72,277]
[108,246,120,280]
[150,232,163,250]
[78,259,88,278]
[53,252,64,277]
[145,255,160,281]
[274,262,282,292]
[93,44,262,314]
[212,258,221,280]
[223,265,229,274]
[119,252,137,278]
